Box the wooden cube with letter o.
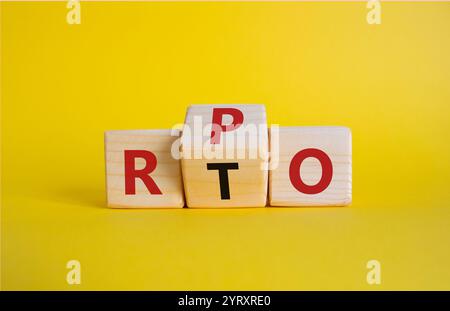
[269,126,352,206]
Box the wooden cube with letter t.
[269,126,352,206]
[180,104,269,208]
[105,130,184,208]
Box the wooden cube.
[181,104,269,208]
[269,126,352,206]
[105,130,184,208]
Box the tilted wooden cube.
[269,126,352,206]
[105,130,184,208]
[181,104,269,208]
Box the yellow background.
[1,2,450,290]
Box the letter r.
[124,150,162,195]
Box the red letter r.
[124,150,162,195]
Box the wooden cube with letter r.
[105,129,184,208]
[180,104,269,208]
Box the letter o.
[289,148,333,194]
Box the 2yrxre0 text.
[222,295,270,306]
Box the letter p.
[210,108,244,144]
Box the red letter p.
[210,108,244,144]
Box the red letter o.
[289,148,333,194]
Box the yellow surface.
[1,2,450,290]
